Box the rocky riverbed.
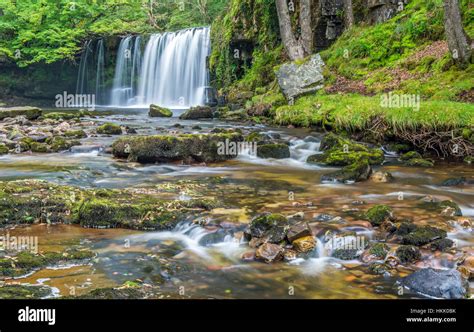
[0,107,473,299]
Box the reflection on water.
[1,109,473,298]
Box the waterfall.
[75,39,105,106]
[110,36,142,106]
[135,27,210,108]
[76,27,211,108]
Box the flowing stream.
[1,109,473,299]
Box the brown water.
[1,109,473,299]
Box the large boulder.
[112,132,243,164]
[401,268,469,299]
[245,213,290,243]
[276,54,325,101]
[179,106,214,120]
[149,104,172,117]
[256,143,290,159]
[0,107,42,121]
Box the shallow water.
[1,108,473,299]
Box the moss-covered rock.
[45,136,79,152]
[430,238,454,252]
[42,111,85,120]
[405,158,434,167]
[97,123,122,135]
[30,142,49,153]
[308,133,384,166]
[256,143,290,159]
[0,285,52,299]
[320,159,372,183]
[368,242,389,259]
[0,106,42,120]
[401,226,447,246]
[421,200,462,217]
[366,205,394,226]
[332,248,360,260]
[64,130,87,139]
[400,151,422,161]
[149,104,172,117]
[112,132,243,163]
[0,144,9,155]
[179,106,214,119]
[246,213,289,241]
[75,287,145,299]
[396,245,421,263]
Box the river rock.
[401,225,447,246]
[255,243,284,263]
[112,132,243,163]
[179,106,214,120]
[246,213,290,242]
[370,171,393,183]
[291,235,316,253]
[366,204,394,226]
[149,104,172,117]
[401,268,469,299]
[256,143,290,159]
[0,106,42,121]
[321,160,372,183]
[276,54,325,100]
[396,245,421,263]
[287,222,313,242]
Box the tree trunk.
[443,0,472,66]
[299,0,313,56]
[275,0,306,60]
[343,0,354,29]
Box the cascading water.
[76,28,210,108]
[110,36,142,106]
[75,39,106,106]
[134,27,210,108]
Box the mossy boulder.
[401,226,447,246]
[64,130,87,139]
[179,106,214,119]
[97,123,122,135]
[112,132,243,164]
[45,136,79,152]
[0,144,9,155]
[430,238,454,252]
[42,111,85,120]
[396,245,421,263]
[400,151,434,167]
[320,159,372,183]
[0,285,52,299]
[368,243,389,259]
[332,248,360,260]
[421,200,462,217]
[0,106,42,120]
[309,133,384,166]
[246,213,290,242]
[30,142,48,153]
[149,104,172,117]
[256,143,290,159]
[366,205,394,226]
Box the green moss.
[43,112,84,120]
[46,136,79,152]
[0,285,51,299]
[256,143,290,159]
[30,142,48,153]
[366,205,394,226]
[401,226,447,246]
[0,144,9,155]
[430,238,454,252]
[97,123,122,135]
[404,158,434,167]
[149,105,173,117]
[400,151,422,160]
[396,245,421,263]
[368,243,389,259]
[64,130,87,139]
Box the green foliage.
[0,0,227,66]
